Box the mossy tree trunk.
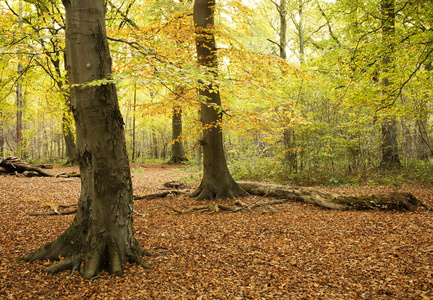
[21,0,149,279]
[190,0,248,200]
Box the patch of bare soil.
[1,165,432,299]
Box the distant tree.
[380,0,401,168]
[21,0,150,278]
[5,0,77,163]
[168,105,187,163]
[191,0,248,200]
[167,87,187,164]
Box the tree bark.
[416,62,433,160]
[61,53,77,165]
[381,117,401,168]
[279,0,298,172]
[380,0,401,169]
[190,0,247,200]
[167,101,187,164]
[62,109,77,165]
[16,1,23,158]
[0,123,4,157]
[237,182,428,211]
[21,0,149,279]
[279,0,287,60]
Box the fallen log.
[0,158,53,177]
[32,164,53,169]
[237,181,430,211]
[133,190,189,200]
[0,157,80,178]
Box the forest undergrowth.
[1,164,432,299]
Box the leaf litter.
[1,164,433,299]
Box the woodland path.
[1,164,432,299]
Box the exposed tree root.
[165,197,275,215]
[29,203,78,216]
[43,255,83,275]
[29,209,78,216]
[190,181,249,201]
[20,226,152,279]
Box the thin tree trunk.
[279,0,287,60]
[132,81,137,162]
[0,117,4,157]
[152,129,158,159]
[16,0,23,158]
[416,119,431,160]
[298,0,305,64]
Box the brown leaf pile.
[1,165,433,299]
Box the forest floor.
[1,164,433,299]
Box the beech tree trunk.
[21,0,149,279]
[380,0,401,169]
[167,94,187,164]
[190,0,247,200]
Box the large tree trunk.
[190,0,247,200]
[380,0,401,169]
[21,0,149,279]
[238,182,428,211]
